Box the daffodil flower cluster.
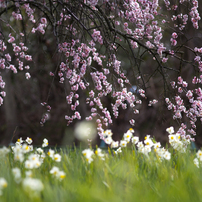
[11,137,34,162]
[134,135,171,161]
[166,126,191,153]
[7,137,66,197]
[101,128,171,161]
[47,149,62,162]
[82,148,106,163]
[103,128,136,150]
[50,166,66,181]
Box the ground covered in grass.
[0,127,202,202]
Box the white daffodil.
[42,138,48,147]
[53,154,62,162]
[82,149,94,163]
[137,141,144,148]
[36,148,44,154]
[144,135,150,140]
[168,134,176,142]
[128,128,135,133]
[58,171,66,181]
[103,129,113,138]
[104,136,113,145]
[25,170,33,178]
[153,142,161,150]
[196,150,202,161]
[50,167,66,180]
[14,152,24,162]
[123,131,132,143]
[22,144,33,153]
[114,147,122,154]
[26,137,33,145]
[0,178,7,195]
[12,144,22,154]
[12,167,21,183]
[22,178,44,195]
[95,148,105,160]
[50,166,60,176]
[25,160,35,169]
[111,141,119,148]
[16,137,23,145]
[0,178,7,189]
[166,126,174,134]
[131,136,139,144]
[164,151,171,160]
[120,140,127,147]
[47,149,55,159]
[144,138,154,148]
[194,158,199,168]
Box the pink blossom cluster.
[111,88,139,119]
[190,0,201,29]
[55,25,140,136]
[165,74,202,137]
[119,0,200,63]
[92,29,103,45]
[32,18,47,34]
[0,0,202,142]
[86,0,98,7]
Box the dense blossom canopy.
[0,0,201,144]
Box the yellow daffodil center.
[3,183,7,188]
[60,175,65,179]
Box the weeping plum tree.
[0,0,202,145]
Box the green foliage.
[0,147,202,202]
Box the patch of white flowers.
[82,126,194,164]
[82,147,107,163]
[0,126,199,198]
[167,126,191,153]
[50,166,66,181]
[0,137,66,198]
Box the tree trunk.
[1,70,18,146]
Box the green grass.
[0,145,202,202]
